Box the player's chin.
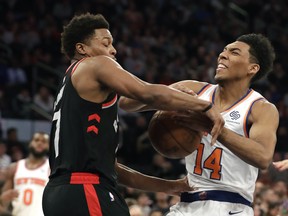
[33,149,48,157]
[214,75,224,84]
[34,147,46,152]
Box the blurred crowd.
[0,0,288,215]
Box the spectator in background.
[274,119,288,160]
[4,128,27,160]
[33,86,54,115]
[256,187,282,216]
[136,192,152,216]
[125,197,138,207]
[129,204,144,216]
[9,146,24,163]
[11,87,32,119]
[151,192,170,215]
[149,209,164,216]
[272,180,288,201]
[150,154,173,178]
[266,201,282,216]
[0,89,11,118]
[6,58,27,87]
[0,140,11,170]
[0,64,8,87]
[0,90,4,137]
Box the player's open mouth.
[217,63,227,69]
[216,63,227,71]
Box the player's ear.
[75,43,87,55]
[248,63,260,77]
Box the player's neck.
[215,83,250,111]
[72,54,88,63]
[26,155,46,169]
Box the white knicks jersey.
[12,159,50,216]
[186,84,265,202]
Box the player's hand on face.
[204,105,224,145]
[1,189,19,202]
[273,160,288,171]
[167,176,196,196]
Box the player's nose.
[218,51,228,61]
[110,45,117,56]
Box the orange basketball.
[148,110,203,159]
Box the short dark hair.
[7,127,17,135]
[61,13,109,59]
[237,33,275,83]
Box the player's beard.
[29,146,49,159]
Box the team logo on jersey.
[109,192,115,201]
[229,111,240,120]
[87,113,101,135]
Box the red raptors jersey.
[49,60,120,182]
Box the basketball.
[148,110,205,159]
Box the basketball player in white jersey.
[0,132,49,216]
[119,33,279,215]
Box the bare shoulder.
[169,80,209,94]
[73,56,124,83]
[251,99,279,124]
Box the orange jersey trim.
[197,84,212,97]
[243,97,264,137]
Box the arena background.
[0,0,287,215]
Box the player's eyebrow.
[223,47,242,52]
[102,36,113,40]
[95,35,113,42]
[101,36,114,43]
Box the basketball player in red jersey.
[0,132,49,216]
[42,13,224,216]
[120,34,279,215]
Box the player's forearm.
[218,128,273,169]
[138,84,210,112]
[118,96,152,112]
[116,163,174,192]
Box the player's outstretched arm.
[86,56,208,112]
[119,80,204,112]
[115,162,194,196]
[119,80,223,145]
[79,57,224,143]
[73,56,224,143]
